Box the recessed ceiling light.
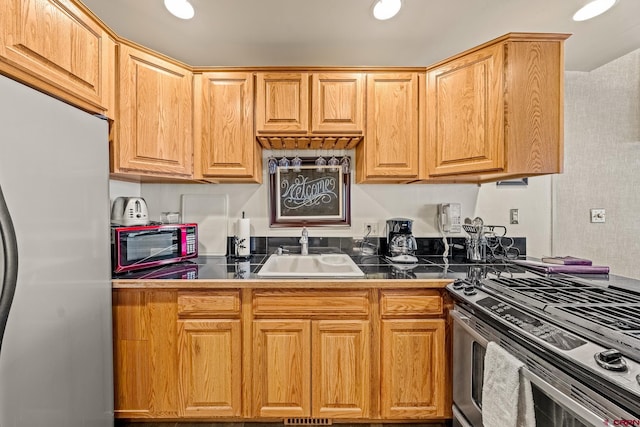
[164,0,195,20]
[372,0,402,21]
[572,0,617,21]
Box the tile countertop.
[112,252,640,293]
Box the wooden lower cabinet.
[112,289,179,418]
[113,286,449,422]
[252,319,370,419]
[252,320,312,417]
[312,320,370,419]
[380,319,447,419]
[178,319,242,417]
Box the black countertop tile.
[112,252,640,293]
[112,252,521,281]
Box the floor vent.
[284,417,332,425]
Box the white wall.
[475,176,552,258]
[554,49,640,279]
[109,179,140,202]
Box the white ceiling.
[80,0,640,71]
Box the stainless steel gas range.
[448,265,640,426]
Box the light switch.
[510,209,519,224]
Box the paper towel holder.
[232,211,251,259]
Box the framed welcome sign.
[269,158,351,227]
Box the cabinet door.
[115,44,193,177]
[427,43,504,176]
[380,319,446,419]
[112,290,179,419]
[256,72,309,134]
[358,73,422,181]
[0,0,112,113]
[178,319,242,417]
[311,73,364,134]
[312,320,370,419]
[253,320,311,417]
[194,72,260,181]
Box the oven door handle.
[522,369,605,426]
[450,309,489,347]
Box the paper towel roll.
[237,217,251,257]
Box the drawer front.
[380,290,443,316]
[178,291,241,317]
[253,290,370,317]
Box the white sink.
[256,253,365,278]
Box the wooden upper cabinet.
[426,33,569,181]
[0,0,114,114]
[256,71,365,136]
[311,73,364,134]
[256,72,309,134]
[427,44,504,176]
[194,72,261,183]
[356,72,425,183]
[114,44,193,177]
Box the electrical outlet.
[590,208,605,223]
[363,222,379,236]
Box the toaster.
[110,197,149,226]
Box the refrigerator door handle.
[0,184,19,353]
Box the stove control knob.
[636,374,640,387]
[594,349,628,372]
[452,279,465,290]
[463,286,477,296]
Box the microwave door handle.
[522,364,607,425]
[450,310,489,347]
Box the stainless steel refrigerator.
[0,74,113,426]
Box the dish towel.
[482,341,535,427]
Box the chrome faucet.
[299,227,309,255]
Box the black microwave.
[111,223,198,273]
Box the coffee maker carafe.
[386,218,418,263]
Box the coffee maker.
[386,218,418,263]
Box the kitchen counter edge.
[111,278,453,289]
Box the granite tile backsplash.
[227,236,526,258]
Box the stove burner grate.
[490,276,591,289]
[551,305,640,332]
[485,277,640,305]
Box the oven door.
[451,309,485,427]
[451,308,607,427]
